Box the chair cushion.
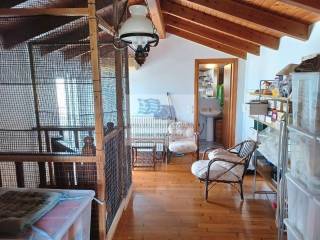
[208,148,242,163]
[168,121,194,138]
[191,160,242,182]
[169,140,197,154]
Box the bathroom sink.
[200,110,221,117]
[199,97,222,142]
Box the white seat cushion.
[169,140,197,154]
[208,148,242,163]
[191,160,243,181]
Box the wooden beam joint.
[162,1,279,49]
[0,8,89,17]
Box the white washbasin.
[200,110,221,117]
[200,109,221,142]
[199,97,222,142]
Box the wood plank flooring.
[114,156,278,240]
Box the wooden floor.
[114,156,278,240]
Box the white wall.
[129,34,246,142]
[241,22,320,140]
[129,21,320,142]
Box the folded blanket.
[0,189,61,236]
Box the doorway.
[194,58,238,150]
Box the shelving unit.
[249,92,289,101]
[281,72,320,240]
[248,80,291,237]
[249,115,281,130]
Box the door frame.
[194,58,238,147]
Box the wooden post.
[113,0,126,198]
[88,1,107,239]
[0,169,2,187]
[27,43,43,153]
[27,43,46,187]
[124,47,130,124]
[113,0,123,130]
[15,162,25,187]
[123,47,132,189]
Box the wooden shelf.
[249,92,290,101]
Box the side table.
[131,141,156,169]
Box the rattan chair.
[191,140,257,200]
[167,121,199,162]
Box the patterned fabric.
[208,148,241,163]
[0,190,61,235]
[168,121,197,154]
[191,148,244,181]
[153,105,176,119]
[168,140,197,153]
[191,160,240,182]
[138,98,160,115]
[168,122,194,138]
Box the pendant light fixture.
[118,4,159,65]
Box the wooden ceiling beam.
[166,25,247,59]
[165,14,260,55]
[128,0,144,5]
[37,19,89,55]
[97,14,115,36]
[0,0,26,8]
[80,44,115,63]
[63,31,113,59]
[12,0,110,9]
[0,1,116,49]
[162,1,280,49]
[279,0,320,14]
[188,0,309,40]
[146,0,166,38]
[0,8,89,17]
[0,16,79,48]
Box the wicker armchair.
[167,121,199,162]
[191,140,257,200]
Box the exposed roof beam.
[80,44,115,63]
[165,14,259,55]
[0,8,88,17]
[279,0,320,14]
[0,16,78,48]
[36,19,89,55]
[128,0,145,5]
[38,3,116,57]
[0,1,117,49]
[13,0,109,9]
[15,0,87,8]
[35,18,89,43]
[162,1,280,49]
[97,14,115,36]
[166,25,247,59]
[146,0,166,38]
[188,0,309,40]
[63,31,113,59]
[0,0,26,8]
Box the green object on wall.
[216,84,224,107]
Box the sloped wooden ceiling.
[160,0,320,59]
[0,0,319,60]
[0,0,120,60]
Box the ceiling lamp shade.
[119,5,159,65]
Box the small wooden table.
[131,141,157,169]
